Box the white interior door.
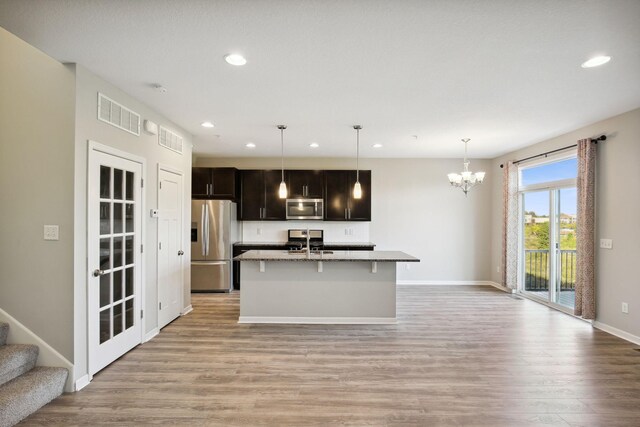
[158,168,183,329]
[88,147,143,376]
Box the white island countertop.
[234,250,419,263]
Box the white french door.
[88,144,143,375]
[158,167,184,329]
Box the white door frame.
[87,140,146,380]
[157,163,185,327]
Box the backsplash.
[241,221,370,243]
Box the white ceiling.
[1,0,639,158]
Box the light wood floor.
[21,286,640,426]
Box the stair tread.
[0,323,7,347]
[0,366,68,427]
[0,344,38,387]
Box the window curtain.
[575,138,596,319]
[502,161,518,289]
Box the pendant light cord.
[281,127,284,182]
[355,126,360,182]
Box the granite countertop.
[234,250,419,263]
[234,241,376,247]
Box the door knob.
[93,269,105,277]
[178,250,184,256]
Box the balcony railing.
[524,249,576,291]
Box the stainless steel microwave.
[286,198,323,220]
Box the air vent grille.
[97,93,140,136]
[159,126,183,154]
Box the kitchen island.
[234,250,419,324]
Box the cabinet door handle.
[345,208,348,219]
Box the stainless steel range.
[286,229,324,250]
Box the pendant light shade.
[353,181,362,199]
[277,125,287,199]
[353,125,362,199]
[278,181,287,198]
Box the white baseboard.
[238,316,397,324]
[74,374,90,391]
[486,281,516,293]
[397,280,494,286]
[181,305,193,316]
[593,321,640,346]
[144,327,159,342]
[0,307,74,392]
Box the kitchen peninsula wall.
[195,156,493,283]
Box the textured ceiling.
[1,0,639,158]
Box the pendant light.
[353,125,362,199]
[277,125,288,198]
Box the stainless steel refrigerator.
[191,200,238,292]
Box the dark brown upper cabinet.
[286,170,324,198]
[239,170,286,220]
[324,170,371,221]
[191,167,239,200]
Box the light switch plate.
[44,225,59,241]
[599,238,613,249]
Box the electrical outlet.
[599,239,613,249]
[622,302,629,314]
[345,228,349,235]
[43,225,59,241]
[405,264,410,270]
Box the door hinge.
[159,182,162,189]
[159,302,162,310]
[140,310,144,319]
[159,242,162,250]
[141,244,144,253]
[141,178,144,188]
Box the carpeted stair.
[0,322,68,427]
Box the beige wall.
[490,108,640,339]
[73,65,193,381]
[0,28,76,360]
[196,157,494,282]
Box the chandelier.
[447,138,485,196]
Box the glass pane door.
[89,146,142,376]
[523,191,551,301]
[555,188,577,309]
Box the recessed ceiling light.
[581,55,611,68]
[201,121,215,128]
[372,143,383,148]
[224,54,247,66]
[309,142,319,148]
[245,142,256,148]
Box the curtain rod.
[499,135,606,168]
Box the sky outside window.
[521,158,577,215]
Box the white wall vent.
[97,93,141,136]
[159,126,183,154]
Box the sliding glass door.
[519,155,577,310]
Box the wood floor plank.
[19,285,640,426]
